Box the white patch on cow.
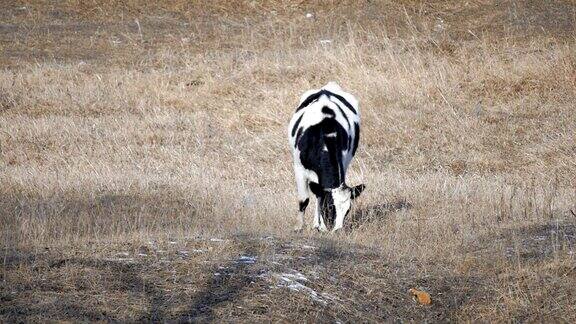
[325,132,337,138]
[322,145,328,151]
[332,186,352,231]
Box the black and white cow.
[288,82,365,232]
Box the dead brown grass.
[1,0,576,322]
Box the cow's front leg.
[313,200,328,232]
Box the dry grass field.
[1,0,576,322]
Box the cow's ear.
[350,184,365,200]
[309,182,324,196]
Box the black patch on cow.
[297,118,349,190]
[296,90,357,115]
[351,122,360,156]
[297,91,323,111]
[321,106,335,117]
[291,114,304,137]
[299,198,309,212]
[328,91,357,115]
[331,127,348,151]
[309,182,324,197]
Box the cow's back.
[288,82,360,185]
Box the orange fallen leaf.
[409,288,432,305]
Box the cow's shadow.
[347,198,412,230]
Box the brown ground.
[1,0,576,322]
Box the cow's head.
[310,182,365,231]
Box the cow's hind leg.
[295,198,309,232]
[294,173,309,232]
